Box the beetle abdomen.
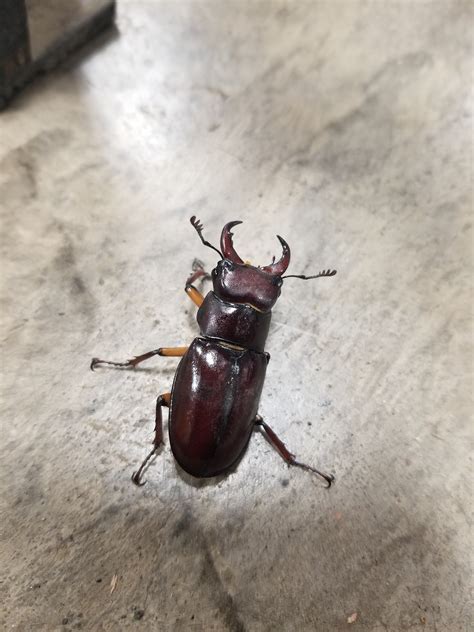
[169,337,268,477]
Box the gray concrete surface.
[0,2,472,631]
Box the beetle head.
[190,216,337,309]
[211,221,290,312]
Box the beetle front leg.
[185,258,211,307]
[132,392,171,486]
[254,415,334,488]
[90,346,188,371]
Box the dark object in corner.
[0,0,115,110]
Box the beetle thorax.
[212,259,282,313]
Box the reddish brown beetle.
[91,217,337,486]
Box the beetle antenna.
[131,446,159,486]
[190,216,223,258]
[282,269,337,280]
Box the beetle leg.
[187,258,211,285]
[185,258,211,307]
[91,261,209,370]
[132,392,171,486]
[90,346,188,370]
[254,415,335,488]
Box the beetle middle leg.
[91,261,210,370]
[254,415,334,488]
[132,392,171,486]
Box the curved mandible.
[262,235,291,276]
[220,221,244,264]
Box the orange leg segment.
[185,259,211,307]
[185,285,205,307]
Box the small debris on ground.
[61,613,83,627]
[132,606,145,620]
[110,574,118,594]
[347,612,358,624]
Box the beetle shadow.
[173,464,227,488]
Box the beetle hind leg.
[132,392,171,486]
[254,415,334,488]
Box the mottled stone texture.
[0,2,471,631]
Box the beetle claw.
[131,471,147,486]
[131,446,159,487]
[324,473,335,489]
[292,459,335,488]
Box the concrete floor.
[0,2,471,631]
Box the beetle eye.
[212,268,217,277]
[222,259,234,271]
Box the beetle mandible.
[91,217,337,487]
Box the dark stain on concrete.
[275,50,434,181]
[200,542,247,632]
[48,222,96,322]
[71,274,87,295]
[172,508,193,538]
[172,508,247,632]
[0,128,72,206]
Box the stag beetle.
[91,217,337,487]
